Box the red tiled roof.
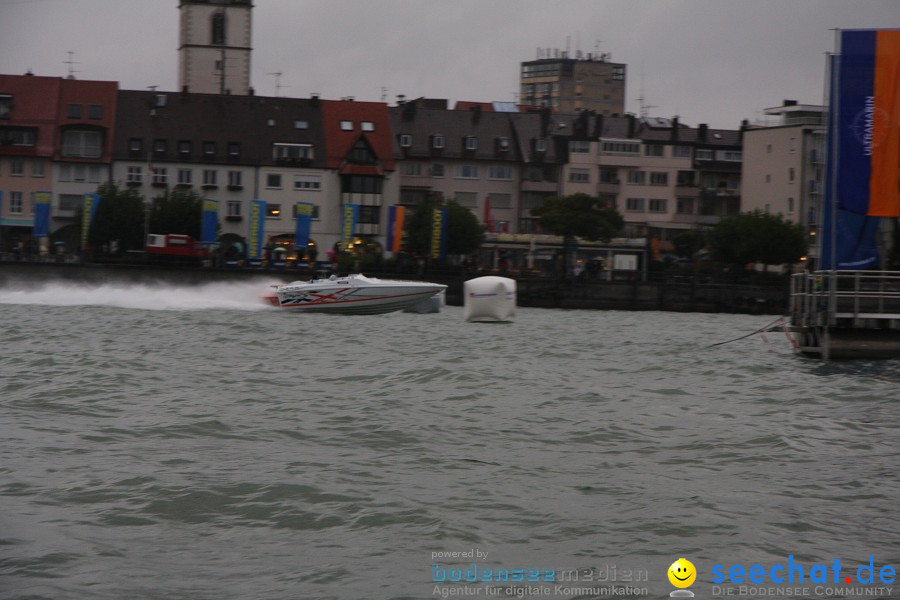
[320,100,395,171]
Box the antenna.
[64,51,80,79]
[380,86,388,102]
[268,72,285,97]
[637,70,656,118]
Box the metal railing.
[790,270,900,328]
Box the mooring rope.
[706,315,791,348]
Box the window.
[227,201,242,218]
[649,199,667,213]
[348,140,375,164]
[10,159,24,176]
[154,139,167,154]
[695,149,713,160]
[454,192,478,208]
[203,169,217,187]
[0,94,12,118]
[721,151,742,161]
[0,127,37,146]
[788,167,795,183]
[465,136,478,151]
[787,197,795,213]
[267,119,275,127]
[569,168,590,183]
[67,104,82,119]
[644,144,664,157]
[358,205,380,224]
[432,134,445,149]
[534,138,547,152]
[9,191,23,214]
[177,168,193,185]
[228,142,240,157]
[677,171,695,186]
[569,140,590,153]
[178,140,192,155]
[341,175,383,194]
[789,137,797,153]
[31,160,45,177]
[87,105,103,120]
[600,168,618,184]
[489,193,512,209]
[228,171,242,188]
[399,134,412,148]
[266,173,282,188]
[62,130,102,158]
[59,194,80,211]
[672,145,691,158]
[293,174,321,190]
[400,162,422,176]
[454,165,479,179]
[273,143,313,160]
[361,121,375,132]
[203,141,216,156]
[431,163,445,177]
[127,166,143,184]
[211,10,226,45]
[294,120,308,130]
[266,204,282,218]
[601,140,640,154]
[625,198,645,212]
[649,172,668,186]
[497,137,510,151]
[340,120,353,131]
[676,198,694,214]
[129,138,142,153]
[626,170,646,185]
[152,167,168,185]
[612,66,625,80]
[488,166,513,180]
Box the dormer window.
[432,134,445,149]
[361,121,375,132]
[399,134,412,148]
[340,120,354,131]
[0,94,12,118]
[273,143,314,161]
[465,136,478,151]
[497,137,510,151]
[535,138,547,152]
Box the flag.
[341,203,358,250]
[386,205,405,253]
[295,202,314,249]
[32,191,51,237]
[484,195,494,233]
[431,207,449,262]
[81,193,101,251]
[201,199,219,244]
[248,200,266,259]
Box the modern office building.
[519,52,626,115]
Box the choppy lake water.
[1,278,898,600]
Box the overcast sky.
[0,0,897,129]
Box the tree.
[87,182,146,255]
[530,193,624,271]
[707,210,807,269]
[149,187,204,238]
[403,196,485,257]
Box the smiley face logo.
[668,558,696,588]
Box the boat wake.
[0,279,279,312]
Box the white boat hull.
[263,275,447,315]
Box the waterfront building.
[740,100,825,231]
[0,73,117,253]
[557,112,743,242]
[519,52,626,115]
[178,0,253,96]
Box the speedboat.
[262,274,448,315]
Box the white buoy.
[463,276,516,322]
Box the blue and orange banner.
[386,205,405,253]
[201,199,218,244]
[836,29,900,217]
[341,203,358,250]
[81,193,101,251]
[32,191,51,237]
[294,202,314,249]
[822,30,900,270]
[248,200,266,259]
[431,207,448,262]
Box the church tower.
[178,0,253,95]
